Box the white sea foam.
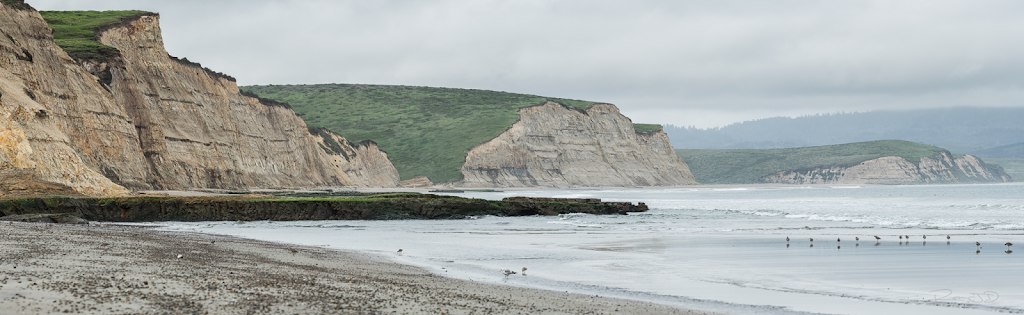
[151,183,1024,315]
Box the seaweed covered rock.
[0,194,648,221]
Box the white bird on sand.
[500,269,517,278]
[176,254,183,259]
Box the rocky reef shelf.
[0,194,648,222]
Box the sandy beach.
[0,221,724,315]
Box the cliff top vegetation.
[242,84,656,183]
[633,124,662,133]
[675,140,951,184]
[2,0,33,10]
[39,10,152,61]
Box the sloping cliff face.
[308,128,399,187]
[94,14,364,190]
[759,152,1011,184]
[0,4,131,196]
[1,5,399,195]
[460,102,697,187]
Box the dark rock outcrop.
[0,194,649,221]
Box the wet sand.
[0,222,725,314]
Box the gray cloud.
[30,0,1024,127]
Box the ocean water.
[153,183,1024,315]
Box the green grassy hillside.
[984,158,1024,182]
[241,84,623,182]
[675,140,947,184]
[39,10,152,61]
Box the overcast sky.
[30,0,1024,128]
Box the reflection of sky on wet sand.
[153,183,1024,315]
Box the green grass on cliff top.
[633,123,663,133]
[242,84,660,183]
[39,10,151,61]
[675,140,948,184]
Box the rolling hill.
[241,84,626,182]
[665,107,1024,154]
[675,140,1009,184]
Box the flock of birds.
[394,237,1016,279]
[785,236,1013,253]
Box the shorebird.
[1006,242,1014,250]
[500,269,517,278]
[522,267,528,276]
[837,238,841,242]
[900,235,903,240]
[810,238,814,242]
[923,235,927,239]
[856,237,860,241]
[398,249,403,253]
[874,236,881,241]
[786,237,790,242]
[947,235,951,240]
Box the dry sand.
[0,221,726,314]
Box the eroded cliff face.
[1,6,399,195]
[760,152,1011,185]
[460,102,697,187]
[309,128,399,187]
[0,5,132,196]
[93,14,367,190]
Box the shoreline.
[1,222,726,314]
[132,182,1024,198]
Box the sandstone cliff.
[759,152,1011,185]
[460,101,697,187]
[308,127,400,187]
[1,4,132,196]
[1,5,398,195]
